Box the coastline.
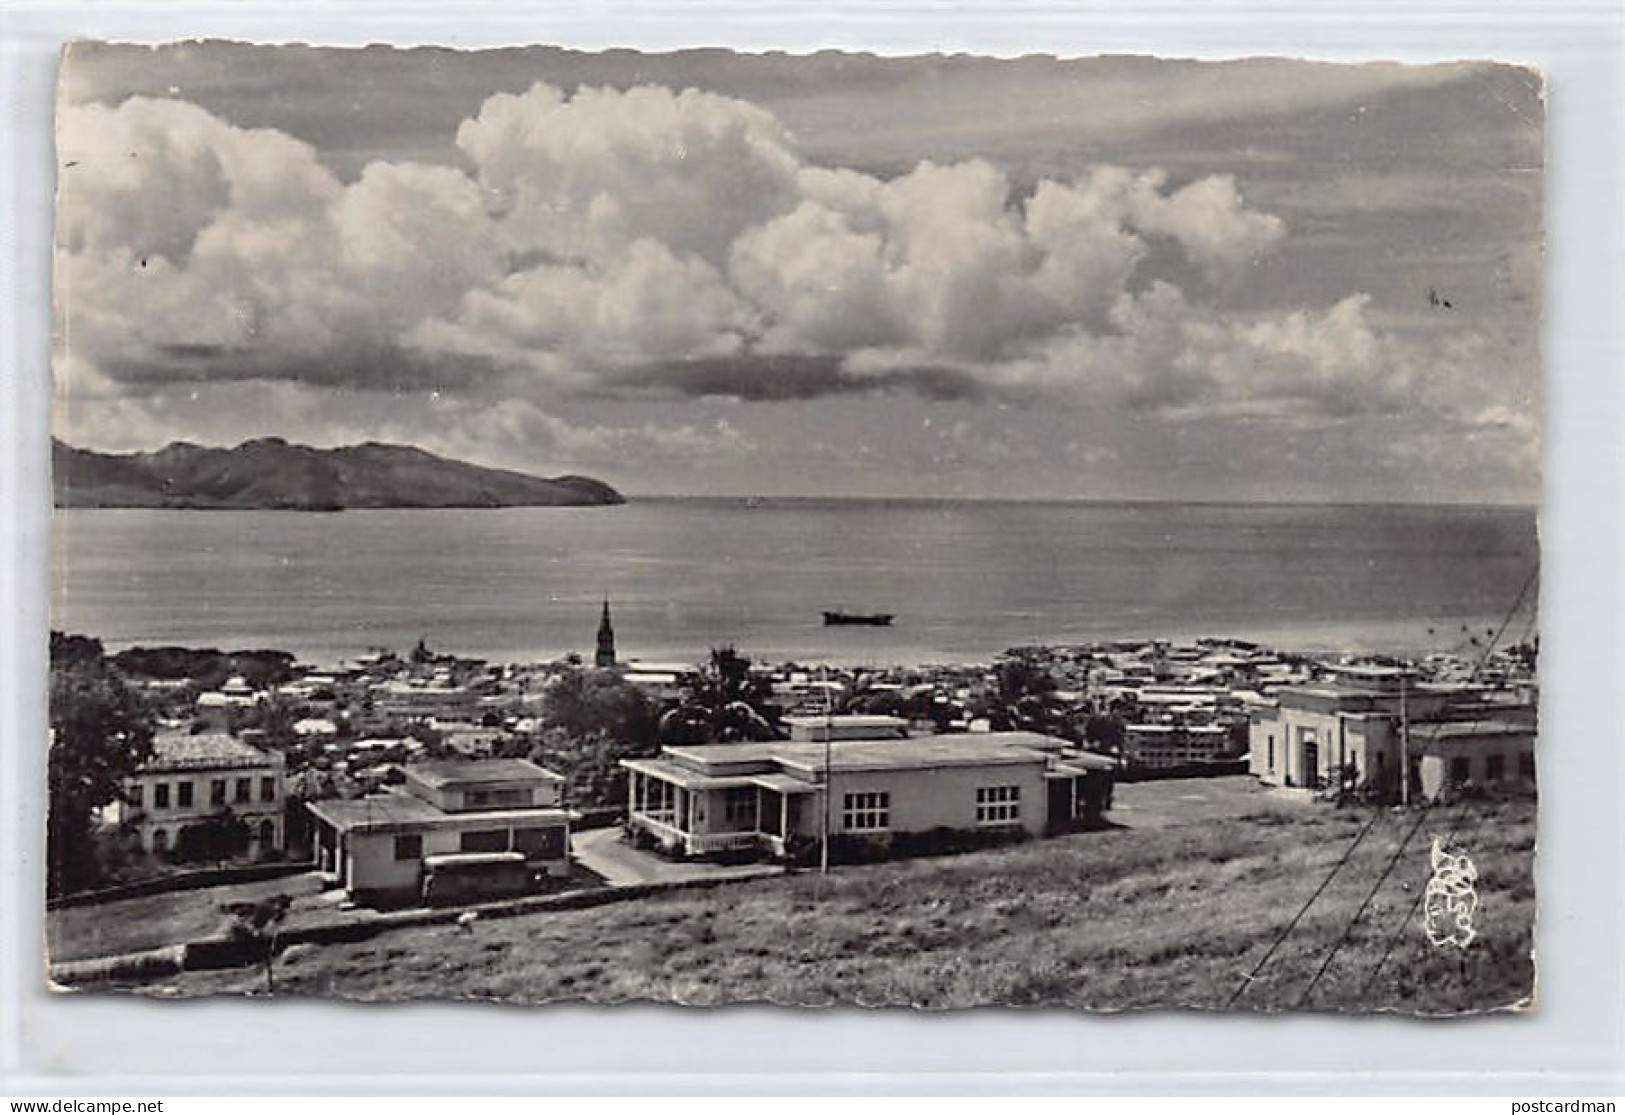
[67,610,1534,674]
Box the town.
[48,602,1537,936]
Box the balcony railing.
[687,830,764,854]
[629,811,769,855]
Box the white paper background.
[3,0,1622,1095]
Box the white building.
[1249,679,1535,799]
[781,713,910,742]
[622,732,1115,860]
[307,758,575,906]
[116,732,286,858]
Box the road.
[571,826,785,887]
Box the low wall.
[48,944,186,987]
[48,861,317,911]
[1115,759,1248,783]
[51,866,786,987]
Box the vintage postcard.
[48,42,1542,1011]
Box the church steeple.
[595,598,617,668]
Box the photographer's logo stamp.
[1424,836,1479,949]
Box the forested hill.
[51,438,624,510]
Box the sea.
[50,498,1540,668]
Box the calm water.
[51,499,1540,667]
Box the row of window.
[838,786,1025,832]
[1262,738,1536,784]
[1451,753,1536,784]
[134,775,277,811]
[465,788,532,808]
[392,826,567,862]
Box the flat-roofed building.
[781,713,910,742]
[372,679,477,719]
[116,732,285,858]
[306,758,574,906]
[1411,720,1536,800]
[1123,723,1234,768]
[1250,681,1536,799]
[622,732,1114,860]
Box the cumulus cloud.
[455,83,800,265]
[57,81,1503,431]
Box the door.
[1302,742,1319,789]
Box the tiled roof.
[144,732,277,772]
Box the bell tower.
[595,598,617,668]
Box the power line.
[1234,562,1537,1010]
[1225,807,1384,1008]
[1356,800,1486,997]
[1295,801,1435,1008]
[1347,562,1537,1000]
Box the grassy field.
[162,790,1536,1013]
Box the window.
[842,791,890,832]
[1266,736,1275,770]
[261,776,276,803]
[235,777,252,804]
[1518,752,1536,779]
[394,834,423,861]
[176,781,193,808]
[1486,754,1506,782]
[128,783,144,809]
[722,787,757,831]
[154,782,170,809]
[976,785,1022,825]
[467,788,530,808]
[513,826,565,859]
[1450,757,1472,785]
[151,828,168,854]
[459,829,508,853]
[211,779,227,806]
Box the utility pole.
[1399,671,1410,807]
[820,663,833,875]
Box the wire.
[1356,800,1487,997]
[1344,564,1535,1000]
[1225,807,1384,1008]
[1295,801,1435,1007]
[1236,562,1537,1009]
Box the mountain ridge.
[52,438,625,510]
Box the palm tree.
[659,646,778,744]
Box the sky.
[53,43,1544,502]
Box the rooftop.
[666,732,1066,776]
[142,732,278,773]
[1421,720,1536,742]
[781,714,910,729]
[307,788,574,833]
[407,758,563,787]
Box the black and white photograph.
[46,41,1542,1013]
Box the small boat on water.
[823,611,894,627]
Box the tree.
[222,894,293,994]
[1084,713,1127,755]
[233,691,301,748]
[660,647,778,744]
[175,808,252,865]
[543,669,659,748]
[535,669,661,808]
[48,634,155,896]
